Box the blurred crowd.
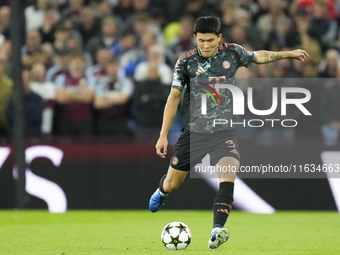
[0,0,340,145]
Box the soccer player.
[149,16,309,250]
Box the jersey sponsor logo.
[222,61,230,69]
[172,157,179,165]
[199,81,224,115]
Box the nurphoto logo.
[199,82,312,128]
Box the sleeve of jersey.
[232,44,255,68]
[171,57,187,90]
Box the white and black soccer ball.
[161,221,192,250]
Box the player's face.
[194,32,222,58]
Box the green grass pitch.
[0,210,339,254]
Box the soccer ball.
[161,221,192,250]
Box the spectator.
[220,0,237,40]
[95,0,125,31]
[133,46,171,135]
[229,25,261,50]
[21,29,42,56]
[39,8,60,44]
[130,11,165,47]
[93,59,134,135]
[235,66,259,137]
[46,47,70,82]
[75,7,101,46]
[149,8,166,33]
[110,30,136,60]
[271,59,291,79]
[25,0,49,31]
[256,61,297,145]
[205,0,223,16]
[163,0,184,23]
[182,0,210,21]
[6,70,44,135]
[168,15,196,58]
[96,0,113,18]
[256,0,288,42]
[146,8,168,47]
[41,42,55,70]
[134,45,173,85]
[293,0,338,20]
[307,0,338,52]
[320,66,340,145]
[113,0,133,21]
[319,48,340,78]
[296,60,323,136]
[121,30,175,76]
[29,63,56,134]
[55,54,95,135]
[21,30,44,68]
[0,6,10,42]
[295,11,322,63]
[53,26,69,51]
[66,31,93,68]
[238,0,261,23]
[120,29,158,76]
[130,11,165,48]
[267,15,292,51]
[86,17,118,63]
[0,40,12,77]
[287,58,305,78]
[86,48,112,86]
[0,61,12,135]
[131,12,152,47]
[234,8,262,47]
[61,0,84,28]
[131,0,149,13]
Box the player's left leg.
[149,128,192,213]
[208,156,239,250]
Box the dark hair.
[193,16,221,35]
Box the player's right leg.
[149,129,191,213]
[149,166,189,212]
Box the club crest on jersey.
[222,61,230,69]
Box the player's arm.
[156,88,182,158]
[251,49,309,64]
